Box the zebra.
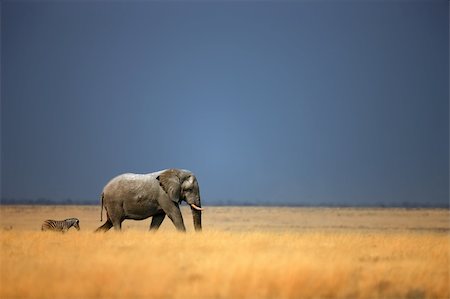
[41,218,80,232]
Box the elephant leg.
[95,219,113,232]
[165,204,186,232]
[149,213,166,231]
[158,196,186,232]
[105,201,124,231]
[111,219,122,231]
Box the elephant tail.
[100,192,104,222]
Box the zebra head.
[67,218,80,230]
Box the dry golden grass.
[0,206,449,299]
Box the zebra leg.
[95,218,113,232]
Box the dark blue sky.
[1,1,448,206]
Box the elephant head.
[156,169,203,231]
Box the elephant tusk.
[190,204,204,211]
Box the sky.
[1,1,448,206]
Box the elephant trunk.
[191,206,202,232]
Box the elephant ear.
[157,169,181,203]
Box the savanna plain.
[0,205,448,299]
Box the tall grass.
[1,229,448,299]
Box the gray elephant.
[95,169,203,232]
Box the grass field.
[0,206,448,299]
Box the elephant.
[95,169,203,232]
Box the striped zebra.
[41,218,80,232]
